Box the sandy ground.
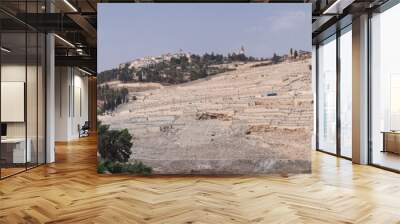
[99,59,313,174]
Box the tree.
[137,70,143,82]
[97,85,130,112]
[99,51,252,86]
[293,50,298,59]
[271,53,280,64]
[215,54,223,64]
[121,88,129,103]
[119,65,133,83]
[98,68,119,84]
[98,122,133,163]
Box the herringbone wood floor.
[1,135,400,224]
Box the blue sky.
[98,3,311,72]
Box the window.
[316,23,353,159]
[317,35,337,154]
[339,26,352,158]
[370,3,400,171]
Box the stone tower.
[239,46,245,55]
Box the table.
[381,131,400,154]
[1,138,31,164]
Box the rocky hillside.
[99,58,313,175]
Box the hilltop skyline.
[116,47,309,68]
[98,4,311,72]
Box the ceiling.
[309,0,390,43]
[0,0,392,73]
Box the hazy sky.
[98,3,311,72]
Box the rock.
[196,112,232,121]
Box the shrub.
[97,107,104,115]
[98,122,133,162]
[110,162,124,173]
[97,160,107,173]
[97,122,152,175]
[97,160,152,175]
[125,161,152,175]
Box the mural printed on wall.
[97,3,313,175]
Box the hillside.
[97,52,259,85]
[98,58,313,174]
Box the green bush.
[97,160,152,175]
[97,122,152,175]
[110,162,124,173]
[97,160,107,173]
[97,107,104,115]
[125,161,152,175]
[98,122,133,163]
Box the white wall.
[55,67,89,141]
[55,67,69,141]
[1,63,46,164]
[1,64,38,137]
[1,65,26,141]
[72,73,89,138]
[1,82,25,122]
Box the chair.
[79,121,90,138]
